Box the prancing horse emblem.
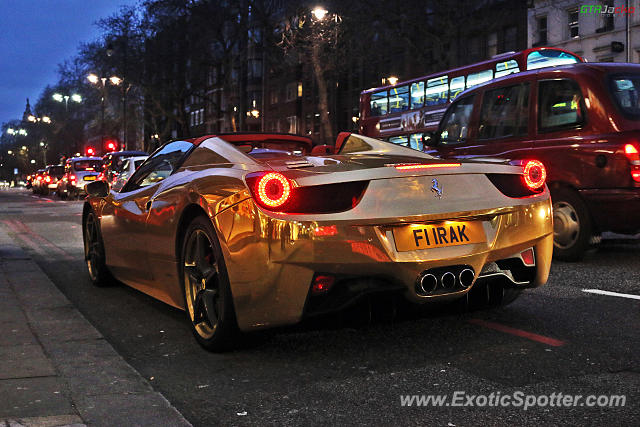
[431,178,443,199]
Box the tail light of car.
[487,160,547,198]
[97,172,105,181]
[522,160,546,190]
[36,175,42,181]
[245,171,368,214]
[44,176,51,183]
[70,174,76,183]
[624,143,640,183]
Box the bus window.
[370,90,388,116]
[409,133,424,151]
[389,135,409,147]
[527,50,580,70]
[389,85,410,112]
[495,60,520,78]
[426,76,449,106]
[467,69,493,89]
[450,76,466,100]
[410,82,425,109]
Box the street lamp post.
[52,93,82,111]
[87,73,124,150]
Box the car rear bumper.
[215,198,553,332]
[580,188,640,234]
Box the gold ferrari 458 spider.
[83,132,552,351]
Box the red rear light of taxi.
[523,160,546,190]
[245,171,368,214]
[624,144,640,183]
[70,174,76,182]
[624,143,639,160]
[44,176,51,183]
[36,175,42,181]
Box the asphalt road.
[1,188,638,426]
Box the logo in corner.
[431,178,443,199]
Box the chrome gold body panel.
[86,134,553,333]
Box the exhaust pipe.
[441,271,456,288]
[459,268,475,288]
[419,273,438,293]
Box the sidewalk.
[0,227,190,427]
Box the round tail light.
[523,160,546,190]
[256,172,291,208]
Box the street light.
[386,76,399,86]
[27,114,52,124]
[87,73,123,150]
[7,128,27,136]
[311,6,328,20]
[52,92,82,111]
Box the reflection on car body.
[83,133,553,351]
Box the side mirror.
[425,131,440,147]
[85,180,109,198]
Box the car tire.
[551,187,593,262]
[180,215,238,352]
[83,210,114,287]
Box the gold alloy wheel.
[183,229,221,340]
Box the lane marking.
[468,318,566,347]
[582,289,640,301]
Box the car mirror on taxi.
[85,180,109,198]
[425,131,440,147]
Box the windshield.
[247,148,301,159]
[230,139,310,156]
[74,160,102,171]
[610,74,640,118]
[338,134,435,158]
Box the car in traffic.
[426,62,640,261]
[110,155,148,192]
[57,157,103,199]
[99,150,148,187]
[82,132,553,351]
[36,165,65,196]
[31,169,46,194]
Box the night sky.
[0,0,138,125]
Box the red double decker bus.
[358,47,584,150]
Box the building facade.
[528,0,640,62]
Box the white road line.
[582,289,640,300]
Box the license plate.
[393,221,486,252]
[83,176,96,181]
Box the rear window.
[74,160,102,171]
[48,166,64,177]
[609,74,640,118]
